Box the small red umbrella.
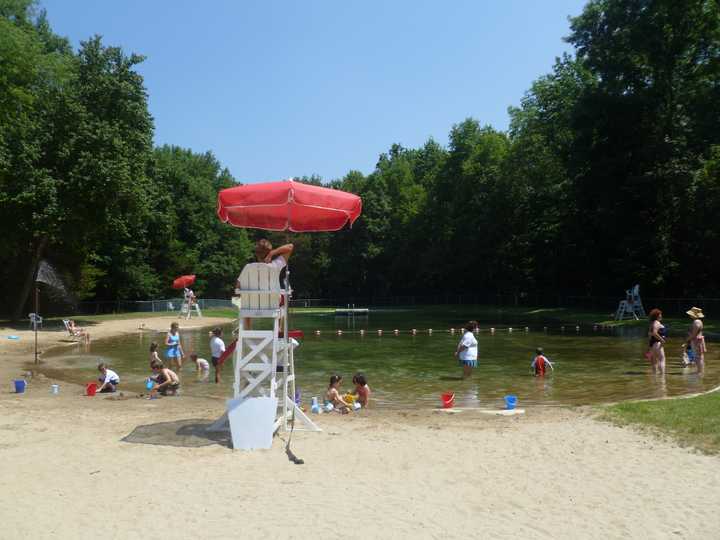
[217,179,362,232]
[172,275,196,290]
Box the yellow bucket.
[343,393,356,404]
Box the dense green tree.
[3,0,720,315]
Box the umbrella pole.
[34,286,39,365]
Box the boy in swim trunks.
[149,360,180,397]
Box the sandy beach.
[1,317,719,539]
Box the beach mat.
[122,418,230,448]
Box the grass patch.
[603,390,720,454]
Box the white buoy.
[524,327,529,332]
[543,326,548,332]
[490,327,495,334]
[337,329,343,336]
[450,328,456,334]
[393,329,399,335]
[360,329,365,336]
[508,327,513,333]
[575,325,580,332]
[377,329,383,336]
[560,326,565,332]
[315,330,321,336]
[411,329,417,335]
[428,328,433,335]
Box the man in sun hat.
[683,307,706,373]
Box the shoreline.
[0,315,231,386]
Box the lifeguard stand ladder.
[179,299,202,319]
[207,263,319,446]
[615,284,646,321]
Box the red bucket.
[86,383,97,397]
[441,392,455,408]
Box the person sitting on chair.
[68,320,90,343]
[236,239,294,330]
[183,287,196,305]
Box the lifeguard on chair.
[207,241,319,449]
[615,284,646,320]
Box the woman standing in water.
[684,307,706,374]
[455,321,479,378]
[165,322,184,374]
[647,309,666,375]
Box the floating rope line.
[304,325,610,336]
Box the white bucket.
[50,384,59,395]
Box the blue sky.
[42,0,586,183]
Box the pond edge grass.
[599,384,720,455]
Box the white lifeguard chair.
[178,295,202,319]
[615,284,646,320]
[207,262,319,449]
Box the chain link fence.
[72,294,718,318]
[76,298,233,315]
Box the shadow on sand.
[122,418,231,448]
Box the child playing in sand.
[97,363,120,393]
[326,374,352,413]
[149,360,180,397]
[352,373,371,408]
[531,348,554,376]
[190,353,210,381]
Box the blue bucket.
[504,395,518,410]
[14,380,27,394]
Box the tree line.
[1,0,719,318]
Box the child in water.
[351,373,371,408]
[531,348,554,376]
[190,353,210,381]
[326,375,352,414]
[149,342,162,366]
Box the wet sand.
[1,317,720,539]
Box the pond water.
[41,307,719,408]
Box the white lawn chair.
[28,313,43,330]
[62,319,89,342]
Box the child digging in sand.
[190,353,210,381]
[149,360,180,397]
[97,363,120,393]
[326,375,353,414]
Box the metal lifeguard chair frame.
[207,262,319,445]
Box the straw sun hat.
[686,307,705,319]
